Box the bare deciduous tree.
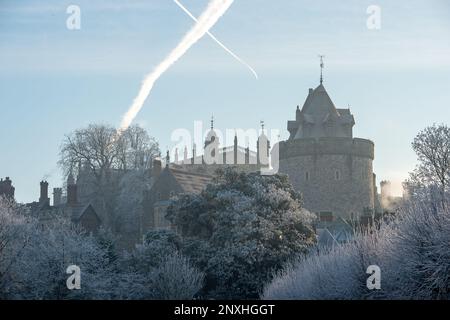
[59,124,160,180]
[58,124,160,231]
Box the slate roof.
[66,203,99,222]
[169,168,213,194]
[290,83,356,139]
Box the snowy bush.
[262,199,450,300]
[1,198,203,300]
[381,201,450,299]
[147,252,205,300]
[120,230,203,300]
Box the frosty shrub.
[381,201,450,299]
[166,168,317,299]
[262,198,450,300]
[120,230,203,300]
[148,252,205,300]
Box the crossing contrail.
[174,0,258,79]
[119,0,235,132]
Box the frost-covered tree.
[0,197,32,297]
[404,124,450,207]
[166,169,317,299]
[7,217,115,299]
[117,125,160,171]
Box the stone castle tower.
[278,69,376,221]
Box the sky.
[1,0,449,203]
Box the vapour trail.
[119,0,234,132]
[173,0,258,79]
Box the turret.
[39,180,50,206]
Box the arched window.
[335,170,341,180]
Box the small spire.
[210,115,214,130]
[260,120,265,132]
[318,54,325,84]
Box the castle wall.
[279,137,375,220]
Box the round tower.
[279,79,375,221]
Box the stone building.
[143,157,213,231]
[173,118,270,175]
[141,119,270,233]
[26,175,101,234]
[278,76,378,222]
[0,177,15,199]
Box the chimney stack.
[0,177,15,199]
[152,158,162,179]
[67,184,77,206]
[53,188,62,207]
[39,181,49,206]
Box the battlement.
[279,137,374,160]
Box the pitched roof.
[169,168,213,194]
[61,202,99,222]
[290,83,355,139]
[301,84,339,117]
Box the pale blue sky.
[1,0,449,202]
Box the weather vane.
[318,54,325,84]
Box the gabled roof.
[69,203,99,222]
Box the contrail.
[173,0,258,79]
[119,0,234,132]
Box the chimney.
[152,158,162,179]
[39,181,49,205]
[53,188,62,207]
[67,182,77,206]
